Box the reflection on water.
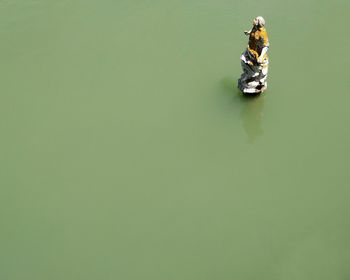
[219,77,265,144]
[240,95,264,144]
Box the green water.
[1,0,350,279]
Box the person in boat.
[238,16,269,94]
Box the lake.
[1,0,350,279]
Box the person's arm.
[257,46,269,63]
[243,29,251,36]
[257,32,269,63]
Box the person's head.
[253,16,265,27]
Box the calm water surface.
[1,0,350,279]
